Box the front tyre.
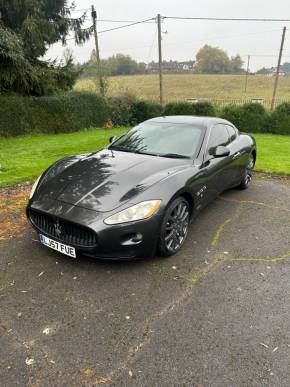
[239,153,255,190]
[158,197,190,257]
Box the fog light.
[132,233,143,243]
[121,233,143,246]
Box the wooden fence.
[186,98,290,108]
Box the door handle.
[233,152,241,160]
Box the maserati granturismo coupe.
[27,116,256,260]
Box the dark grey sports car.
[27,116,256,260]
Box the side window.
[208,124,230,154]
[226,125,237,142]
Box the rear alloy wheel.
[239,153,255,190]
[158,197,190,257]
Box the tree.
[0,24,37,94]
[281,62,290,75]
[80,52,146,78]
[195,45,244,74]
[0,0,90,95]
[256,67,270,75]
[229,55,244,74]
[195,45,230,74]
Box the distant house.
[257,67,287,77]
[147,60,196,74]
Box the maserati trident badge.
[54,220,62,238]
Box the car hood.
[36,149,191,212]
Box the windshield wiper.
[109,146,135,153]
[159,153,191,159]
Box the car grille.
[29,209,97,248]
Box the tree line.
[78,45,246,78]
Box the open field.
[0,130,289,188]
[75,74,290,104]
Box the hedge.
[0,92,109,137]
[221,103,269,133]
[1,93,290,137]
[108,95,163,127]
[163,101,216,117]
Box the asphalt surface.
[0,176,290,387]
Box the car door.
[199,123,233,206]
[224,124,248,184]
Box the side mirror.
[109,136,117,144]
[213,145,230,158]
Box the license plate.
[39,234,76,258]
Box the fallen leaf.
[260,343,269,349]
[25,358,35,366]
[42,327,51,335]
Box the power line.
[162,29,282,48]
[146,26,158,63]
[98,18,155,34]
[98,19,155,24]
[164,16,290,22]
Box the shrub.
[132,100,163,124]
[163,102,196,116]
[266,102,290,135]
[192,101,216,116]
[221,103,268,133]
[107,94,136,127]
[163,101,216,116]
[108,95,162,126]
[0,92,109,137]
[240,103,268,133]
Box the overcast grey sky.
[46,0,290,71]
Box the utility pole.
[244,55,250,94]
[157,14,164,106]
[271,26,286,110]
[91,5,105,96]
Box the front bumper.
[27,199,162,260]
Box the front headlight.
[104,200,161,225]
[29,175,42,199]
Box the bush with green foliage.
[1,94,290,137]
[107,96,162,126]
[107,95,137,127]
[265,102,290,135]
[163,101,216,116]
[221,103,268,133]
[132,101,163,124]
[0,92,109,137]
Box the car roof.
[146,115,233,128]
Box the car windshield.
[109,122,204,158]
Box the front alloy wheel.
[239,153,255,189]
[158,197,190,257]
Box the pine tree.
[0,0,91,94]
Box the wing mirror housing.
[213,146,230,158]
[109,136,117,144]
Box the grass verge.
[0,130,289,188]
[0,128,126,187]
[253,134,290,176]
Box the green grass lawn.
[0,130,289,188]
[0,128,126,187]
[253,134,290,175]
